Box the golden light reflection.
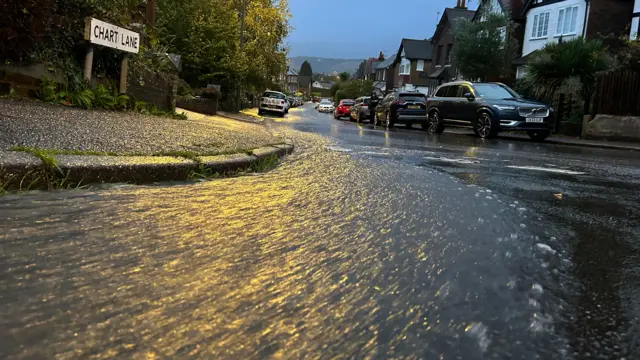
[384,131,391,147]
[464,146,478,158]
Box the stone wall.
[127,69,176,111]
[583,115,640,142]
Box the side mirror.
[464,93,475,101]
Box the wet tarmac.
[1,103,639,359]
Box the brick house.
[391,38,433,94]
[373,53,397,96]
[427,2,476,90]
[514,0,635,78]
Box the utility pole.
[236,0,246,113]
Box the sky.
[286,0,479,59]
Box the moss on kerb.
[1,144,293,193]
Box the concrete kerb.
[0,144,294,191]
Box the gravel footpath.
[0,99,280,155]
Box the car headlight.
[493,105,516,111]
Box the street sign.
[84,18,140,54]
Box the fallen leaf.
[554,193,563,200]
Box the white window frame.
[416,60,424,72]
[556,5,579,36]
[531,11,550,39]
[399,58,411,75]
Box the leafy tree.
[339,72,350,82]
[330,82,341,96]
[452,12,518,81]
[299,60,313,77]
[522,37,613,113]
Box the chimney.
[456,0,467,9]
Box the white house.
[516,0,637,79]
[516,0,588,78]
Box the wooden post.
[119,56,128,94]
[83,45,94,82]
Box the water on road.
[1,104,639,359]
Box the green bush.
[69,89,95,109]
[92,84,116,109]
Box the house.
[286,67,298,94]
[473,0,526,80]
[364,58,382,81]
[428,1,476,89]
[391,38,433,95]
[374,53,397,96]
[514,0,635,78]
[312,80,334,89]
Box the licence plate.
[526,118,544,123]
[408,105,420,109]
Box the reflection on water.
[0,130,598,359]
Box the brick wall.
[586,0,634,42]
[127,69,176,111]
[176,97,218,115]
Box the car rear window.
[341,100,355,105]
[263,91,285,99]
[399,94,426,102]
[362,98,370,105]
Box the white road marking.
[424,156,479,165]
[359,151,391,156]
[506,165,585,175]
[326,146,352,153]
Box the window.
[399,93,426,102]
[445,85,461,98]
[436,45,444,65]
[473,83,519,99]
[531,12,550,38]
[516,66,527,79]
[399,58,411,75]
[556,6,579,36]
[435,86,448,97]
[417,60,425,72]
[456,85,473,98]
[446,44,453,64]
[383,71,386,81]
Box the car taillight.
[280,100,284,104]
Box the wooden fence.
[592,69,640,116]
[176,97,218,115]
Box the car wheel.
[426,111,445,133]
[475,111,499,138]
[406,123,412,129]
[527,130,551,142]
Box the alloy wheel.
[477,113,492,138]
[428,112,440,132]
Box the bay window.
[531,12,550,38]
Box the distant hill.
[289,56,363,75]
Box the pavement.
[0,100,293,188]
[1,103,639,358]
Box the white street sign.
[84,18,140,54]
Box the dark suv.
[426,82,554,141]
[373,91,428,128]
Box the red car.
[333,99,356,119]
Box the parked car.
[258,90,288,117]
[349,96,371,123]
[426,81,554,141]
[334,99,355,119]
[373,91,428,128]
[317,99,334,113]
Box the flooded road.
[1,104,639,359]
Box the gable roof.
[402,38,433,60]
[376,53,397,70]
[432,8,477,43]
[472,0,525,21]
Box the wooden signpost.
[83,18,140,93]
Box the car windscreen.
[473,84,519,99]
[320,100,331,104]
[263,91,285,99]
[399,94,426,102]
